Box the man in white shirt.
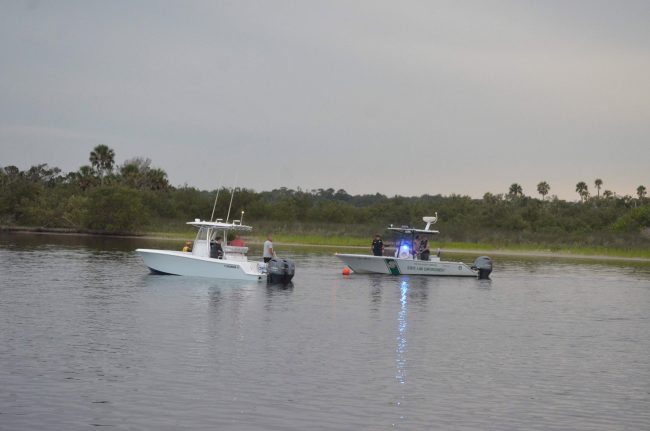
[263,234,275,263]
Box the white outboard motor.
[472,256,493,279]
[267,258,295,284]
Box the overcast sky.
[1,0,649,200]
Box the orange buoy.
[342,266,351,276]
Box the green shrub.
[84,185,147,233]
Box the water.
[1,233,649,430]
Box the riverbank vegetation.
[2,146,649,256]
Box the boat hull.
[136,249,264,281]
[336,253,477,277]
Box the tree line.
[1,146,649,248]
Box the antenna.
[225,172,239,223]
[225,186,236,223]
[210,188,221,222]
[210,173,225,222]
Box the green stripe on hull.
[384,259,401,275]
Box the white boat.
[137,219,268,281]
[336,215,492,278]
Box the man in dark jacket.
[371,234,384,256]
[210,237,224,259]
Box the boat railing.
[224,245,248,254]
[223,246,248,261]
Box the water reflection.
[265,282,294,296]
[208,285,224,308]
[369,275,384,311]
[396,279,409,386]
[477,278,492,289]
[264,283,294,312]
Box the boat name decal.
[406,265,444,272]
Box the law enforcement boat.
[136,219,295,282]
[336,215,492,279]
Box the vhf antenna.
[210,187,221,222]
[225,172,240,223]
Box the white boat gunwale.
[335,253,477,277]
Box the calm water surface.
[1,233,649,430]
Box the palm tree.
[508,183,523,199]
[2,165,21,183]
[637,185,647,201]
[89,145,116,181]
[120,157,151,188]
[575,181,589,202]
[118,157,169,191]
[537,181,550,200]
[76,165,98,191]
[603,190,614,199]
[594,178,603,198]
[145,168,169,191]
[622,195,634,207]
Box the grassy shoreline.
[3,225,650,262]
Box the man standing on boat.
[229,235,245,247]
[210,237,224,259]
[372,234,384,256]
[263,234,275,263]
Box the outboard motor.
[471,256,493,280]
[266,257,296,284]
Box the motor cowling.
[266,257,295,284]
[471,256,493,279]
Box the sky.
[1,0,649,200]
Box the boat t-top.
[336,214,492,279]
[136,218,295,283]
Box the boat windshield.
[194,227,227,241]
[390,228,436,260]
[195,227,211,241]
